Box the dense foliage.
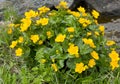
[1,1,120,83]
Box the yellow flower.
[39,59,46,63]
[106,40,115,46]
[25,10,38,18]
[88,59,96,68]
[84,65,89,70]
[55,34,66,42]
[8,23,14,27]
[7,28,12,34]
[92,10,99,19]
[109,50,119,61]
[71,11,80,17]
[46,31,52,38]
[14,24,20,28]
[48,12,56,16]
[67,44,79,56]
[94,20,98,24]
[95,31,100,36]
[10,41,18,48]
[77,6,85,13]
[15,48,23,56]
[56,1,68,9]
[18,36,24,43]
[83,23,87,28]
[67,27,75,32]
[75,62,86,73]
[78,18,86,24]
[38,6,50,14]
[109,50,120,70]
[78,18,91,27]
[110,61,119,70]
[82,38,96,48]
[99,25,105,35]
[90,51,99,60]
[70,35,74,38]
[52,58,55,63]
[85,20,91,25]
[87,32,92,36]
[56,50,59,54]
[75,53,80,58]
[51,63,58,72]
[82,13,87,16]
[20,18,31,32]
[30,35,39,43]
[36,18,49,26]
[38,40,43,45]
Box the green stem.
[54,72,59,84]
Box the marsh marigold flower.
[46,31,52,38]
[67,44,79,56]
[10,41,18,48]
[90,51,99,60]
[82,38,96,48]
[75,62,86,73]
[88,59,96,68]
[38,40,43,45]
[25,10,38,18]
[51,63,58,72]
[109,50,119,61]
[20,18,31,32]
[110,61,119,70]
[56,1,68,9]
[106,40,115,46]
[55,34,66,42]
[92,10,99,19]
[39,59,46,63]
[87,32,92,36]
[77,6,85,13]
[30,35,39,43]
[109,50,120,70]
[99,25,105,35]
[7,28,12,34]
[71,11,80,17]
[8,23,14,27]
[67,27,75,32]
[95,31,100,36]
[15,48,23,56]
[36,18,49,26]
[18,36,24,43]
[38,6,50,14]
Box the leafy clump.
[7,1,119,83]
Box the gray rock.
[85,0,120,17]
[3,0,73,15]
[101,19,120,46]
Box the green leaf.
[23,46,30,57]
[62,40,69,52]
[89,24,98,31]
[75,76,93,84]
[35,48,45,61]
[66,58,81,69]
[80,44,93,55]
[58,60,64,68]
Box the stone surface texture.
[85,0,120,16]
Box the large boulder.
[85,0,120,17]
[6,0,73,14]
[0,0,74,20]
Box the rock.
[85,0,120,17]
[5,0,74,15]
[102,19,120,46]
